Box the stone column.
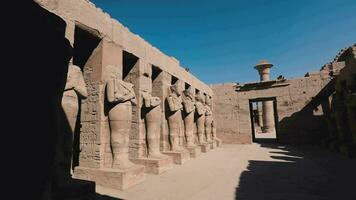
[74,39,145,190]
[254,60,275,133]
[129,63,173,174]
[257,104,263,127]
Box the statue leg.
[109,103,134,169]
[205,123,212,142]
[197,115,206,144]
[61,98,78,175]
[184,112,195,147]
[146,106,164,158]
[169,111,184,151]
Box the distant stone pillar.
[255,60,275,133]
[257,105,263,127]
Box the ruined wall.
[212,56,347,144]
[34,0,213,167]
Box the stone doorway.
[249,97,279,142]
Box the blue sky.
[91,0,356,84]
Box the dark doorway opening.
[123,51,139,80]
[185,82,190,90]
[152,65,162,82]
[249,97,279,142]
[171,76,178,85]
[73,24,101,69]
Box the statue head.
[183,87,194,100]
[194,92,204,103]
[104,65,122,81]
[206,95,212,106]
[170,84,181,96]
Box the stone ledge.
[198,143,211,153]
[186,146,202,158]
[162,150,190,165]
[215,138,223,147]
[131,156,173,175]
[209,141,217,149]
[73,165,145,190]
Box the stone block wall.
[211,50,351,144]
[35,0,213,169]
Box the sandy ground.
[97,143,356,200]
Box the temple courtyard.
[97,144,356,200]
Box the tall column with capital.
[254,60,275,133]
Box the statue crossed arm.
[167,94,183,112]
[65,64,88,98]
[106,79,136,104]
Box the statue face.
[171,85,181,96]
[184,90,194,100]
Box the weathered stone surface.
[74,165,145,190]
[199,143,211,153]
[131,156,173,175]
[162,150,190,165]
[186,146,202,158]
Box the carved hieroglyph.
[182,88,196,147]
[105,65,137,169]
[195,94,206,144]
[142,90,165,158]
[61,63,88,173]
[167,85,184,151]
[205,96,213,143]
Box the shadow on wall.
[235,142,356,200]
[277,80,335,144]
[3,1,98,199]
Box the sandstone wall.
[212,56,348,144]
[34,0,213,167]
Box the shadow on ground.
[235,142,356,200]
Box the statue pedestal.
[198,143,211,153]
[162,150,190,165]
[73,165,145,190]
[339,142,356,157]
[209,141,216,149]
[131,156,173,175]
[186,146,202,158]
[215,138,222,147]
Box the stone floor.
[97,143,356,200]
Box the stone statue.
[105,65,136,169]
[142,90,164,158]
[182,88,196,147]
[205,96,213,143]
[61,63,88,173]
[167,84,184,151]
[195,94,206,144]
[212,119,217,141]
